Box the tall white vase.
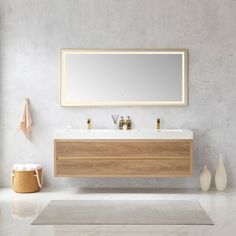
[215,155,227,191]
[200,165,211,192]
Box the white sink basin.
[54,129,193,140]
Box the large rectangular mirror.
[60,49,188,106]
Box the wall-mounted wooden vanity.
[54,129,193,177]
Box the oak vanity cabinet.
[54,139,192,177]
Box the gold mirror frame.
[60,49,188,107]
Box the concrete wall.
[1,0,236,188]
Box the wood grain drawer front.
[54,140,192,177]
[55,140,191,159]
[56,159,190,177]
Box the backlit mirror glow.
[60,49,188,106]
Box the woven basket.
[11,169,43,193]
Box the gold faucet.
[87,118,92,129]
[156,118,161,130]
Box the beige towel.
[19,98,33,140]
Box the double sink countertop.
[54,129,193,140]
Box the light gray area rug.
[32,200,213,225]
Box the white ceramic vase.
[215,155,227,191]
[200,165,211,192]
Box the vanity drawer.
[54,139,192,177]
[55,158,190,177]
[55,140,191,158]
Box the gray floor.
[32,200,213,225]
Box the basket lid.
[13,164,42,171]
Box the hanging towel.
[19,98,33,140]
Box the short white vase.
[200,165,211,192]
[215,155,227,191]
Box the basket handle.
[34,169,43,189]
[11,169,15,186]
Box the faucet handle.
[156,118,161,130]
[87,118,92,129]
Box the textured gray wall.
[0,0,236,188]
